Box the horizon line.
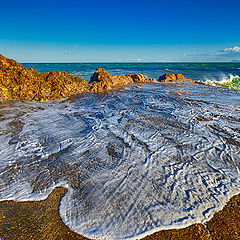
[21,61,239,64]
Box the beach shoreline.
[1,186,240,240]
[1,54,240,239]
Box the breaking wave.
[205,74,240,90]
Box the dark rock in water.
[159,73,205,85]
[0,54,89,101]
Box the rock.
[89,67,113,85]
[130,74,157,83]
[43,71,89,100]
[0,54,89,101]
[159,73,194,83]
[89,67,133,92]
[159,73,205,85]
[0,54,23,71]
[0,53,206,101]
[89,68,157,93]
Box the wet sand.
[0,187,240,240]
[0,187,86,240]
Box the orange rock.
[130,73,157,83]
[89,68,157,93]
[0,54,89,101]
[159,73,205,85]
[0,54,206,101]
[159,73,195,83]
[89,68,133,92]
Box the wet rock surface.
[0,82,239,239]
[0,187,87,240]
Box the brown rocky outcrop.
[89,67,133,92]
[129,73,157,83]
[0,54,89,101]
[0,53,207,101]
[89,68,157,93]
[159,73,195,83]
[159,73,205,85]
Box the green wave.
[205,75,240,90]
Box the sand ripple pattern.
[0,83,240,239]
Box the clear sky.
[1,0,240,62]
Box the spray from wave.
[205,74,240,90]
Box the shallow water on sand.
[0,82,240,239]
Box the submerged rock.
[0,54,89,101]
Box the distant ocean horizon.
[22,62,240,84]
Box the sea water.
[0,63,240,239]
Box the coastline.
[1,54,240,239]
[1,187,240,240]
[0,53,205,101]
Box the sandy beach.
[1,187,240,240]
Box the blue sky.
[1,0,240,62]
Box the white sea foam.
[205,74,240,86]
[0,83,240,240]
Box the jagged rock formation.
[89,68,157,93]
[159,73,193,82]
[0,55,158,100]
[129,73,157,83]
[0,54,89,101]
[159,73,205,84]
[0,53,205,101]
[89,67,133,92]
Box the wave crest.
[205,74,240,90]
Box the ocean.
[0,63,240,239]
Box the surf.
[205,74,240,90]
